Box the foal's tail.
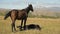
[4,11,11,20]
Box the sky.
[0,0,60,9]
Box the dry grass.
[0,16,60,34]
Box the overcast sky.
[0,0,60,9]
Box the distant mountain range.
[0,7,60,17]
[33,7,60,17]
[34,7,60,12]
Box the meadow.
[0,16,60,34]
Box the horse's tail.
[4,11,11,20]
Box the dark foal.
[4,4,34,32]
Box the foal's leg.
[11,20,16,32]
[24,18,27,30]
[11,11,16,32]
[20,19,23,30]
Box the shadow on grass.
[17,24,41,31]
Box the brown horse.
[4,4,34,32]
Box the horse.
[4,4,34,32]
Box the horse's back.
[10,9,27,20]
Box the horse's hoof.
[20,29,23,31]
[24,28,26,30]
[12,31,13,32]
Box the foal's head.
[28,4,34,12]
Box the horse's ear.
[28,4,32,6]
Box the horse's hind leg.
[11,20,16,32]
[11,11,16,32]
[20,19,23,31]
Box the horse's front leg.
[24,18,27,30]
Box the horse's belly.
[16,17,22,20]
[17,16,27,20]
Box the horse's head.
[28,4,34,12]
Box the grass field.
[0,16,60,34]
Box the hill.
[0,8,10,16]
[33,7,60,18]
[0,7,60,18]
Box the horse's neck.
[25,7,30,14]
